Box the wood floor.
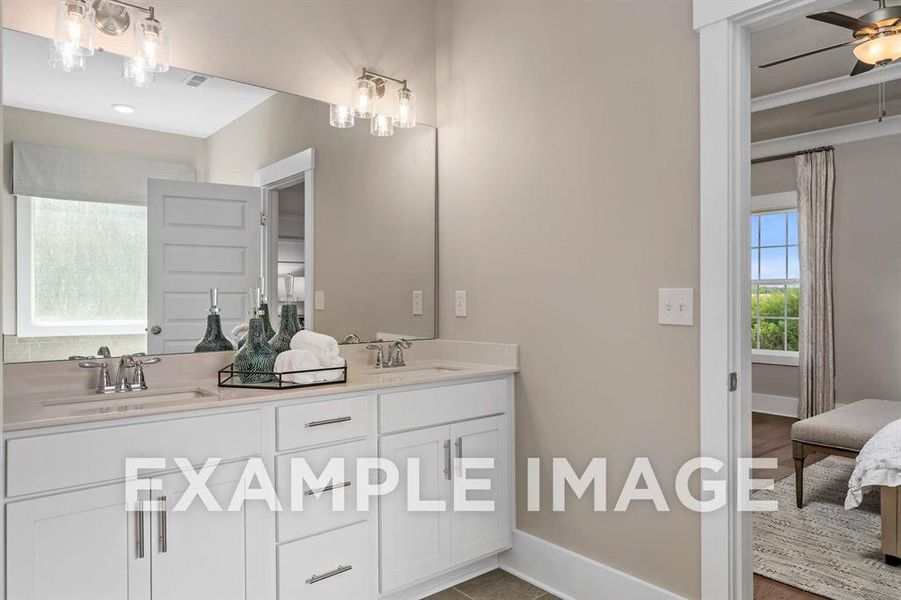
[752,412,827,600]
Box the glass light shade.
[329,104,355,128]
[53,0,95,58]
[393,88,417,128]
[48,43,86,73]
[370,114,394,137]
[353,77,377,118]
[123,57,155,88]
[853,34,901,65]
[134,17,170,73]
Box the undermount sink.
[365,364,466,378]
[44,387,219,409]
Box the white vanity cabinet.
[378,380,512,594]
[4,372,514,600]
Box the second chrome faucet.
[367,339,412,368]
[78,348,161,393]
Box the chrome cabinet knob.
[149,325,162,335]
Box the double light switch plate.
[658,288,693,326]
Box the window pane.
[786,319,799,352]
[750,215,759,248]
[751,285,759,318]
[787,211,798,245]
[32,198,147,323]
[759,286,785,318]
[760,246,787,279]
[751,319,759,350]
[787,245,799,279]
[759,318,785,350]
[751,249,759,281]
[760,213,786,246]
[786,285,799,318]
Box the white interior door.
[450,415,510,564]
[150,460,265,600]
[147,179,261,354]
[6,482,150,600]
[379,425,452,592]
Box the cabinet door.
[450,415,511,564]
[150,460,268,600]
[7,482,150,600]
[379,425,451,592]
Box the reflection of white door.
[148,179,261,354]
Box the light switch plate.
[412,290,423,316]
[454,290,467,317]
[658,288,693,326]
[314,290,325,311]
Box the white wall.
[435,2,701,598]
[1,0,438,125]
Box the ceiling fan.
[760,0,901,76]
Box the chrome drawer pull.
[305,481,352,496]
[136,500,145,559]
[306,564,352,584]
[444,439,451,480]
[158,496,168,553]
[306,416,352,428]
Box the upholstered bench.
[791,399,901,509]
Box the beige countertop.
[3,359,517,433]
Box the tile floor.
[424,569,560,600]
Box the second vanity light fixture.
[50,0,170,88]
[329,68,417,136]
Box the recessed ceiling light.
[111,103,135,114]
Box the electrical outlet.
[455,290,467,318]
[314,290,325,311]
[412,290,423,316]
[658,288,693,326]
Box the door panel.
[147,179,261,354]
[379,425,451,592]
[150,460,263,600]
[451,415,510,564]
[6,482,150,600]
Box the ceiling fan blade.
[850,60,876,76]
[759,39,861,68]
[807,11,878,31]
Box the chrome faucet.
[77,346,116,393]
[366,343,386,368]
[342,334,362,344]
[387,339,412,367]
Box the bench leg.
[793,441,805,509]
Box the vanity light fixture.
[49,0,169,87]
[329,104,355,128]
[332,68,418,134]
[50,0,96,70]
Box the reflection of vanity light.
[111,103,136,114]
[329,104,355,128]
[370,114,394,138]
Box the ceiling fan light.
[853,34,901,65]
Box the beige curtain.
[796,149,835,418]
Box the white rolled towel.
[274,350,345,384]
[290,330,339,362]
[231,323,249,344]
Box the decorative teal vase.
[194,288,235,353]
[234,316,277,383]
[259,301,277,341]
[269,303,301,354]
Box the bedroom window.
[16,196,148,337]
[751,204,799,365]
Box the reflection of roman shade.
[12,141,195,205]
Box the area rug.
[753,456,901,600]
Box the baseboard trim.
[499,530,684,600]
[752,393,798,418]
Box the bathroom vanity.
[3,345,516,600]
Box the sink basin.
[44,387,219,409]
[365,364,467,379]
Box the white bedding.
[845,417,901,509]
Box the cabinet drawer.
[278,521,371,600]
[276,440,369,542]
[379,378,508,433]
[7,410,261,497]
[277,395,369,451]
